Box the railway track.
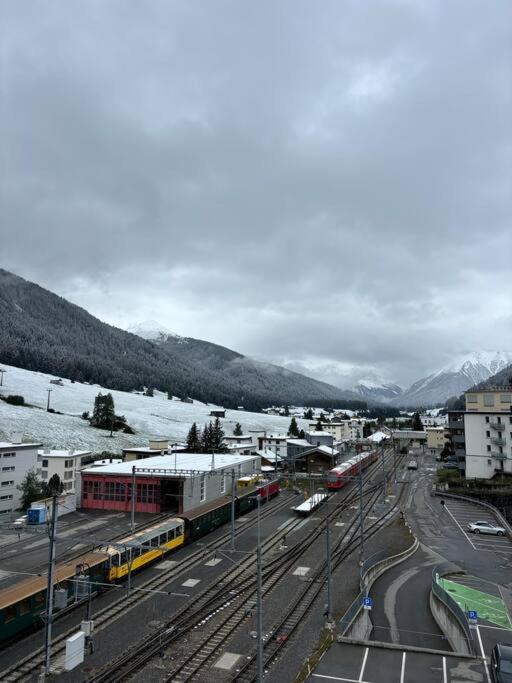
[85,450,401,682]
[0,487,296,682]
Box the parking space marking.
[358,648,369,682]
[400,652,406,683]
[442,656,447,683]
[476,625,491,683]
[444,505,477,549]
[312,675,363,682]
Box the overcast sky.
[2,1,511,388]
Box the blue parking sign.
[468,610,477,622]
[362,596,372,610]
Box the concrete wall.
[429,590,472,655]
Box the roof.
[122,447,167,453]
[0,442,42,450]
[38,449,91,458]
[367,431,389,443]
[305,431,333,437]
[256,450,284,462]
[82,452,259,478]
[0,551,108,610]
[286,439,310,447]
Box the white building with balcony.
[0,440,42,518]
[37,449,92,501]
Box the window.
[498,416,502,424]
[466,395,477,403]
[487,445,491,452]
[19,599,31,616]
[1,481,14,487]
[501,394,511,403]
[200,475,206,502]
[41,471,48,480]
[0,494,13,500]
[499,446,504,454]
[64,471,73,480]
[159,533,167,545]
[65,459,74,468]
[64,482,73,491]
[486,431,491,438]
[0,509,12,515]
[484,394,495,407]
[5,605,17,623]
[220,472,226,494]
[2,466,14,472]
[42,459,48,468]
[485,416,490,423]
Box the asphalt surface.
[309,448,512,683]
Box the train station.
[80,452,261,514]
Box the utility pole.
[325,513,332,624]
[131,465,136,532]
[46,388,52,411]
[381,445,386,501]
[43,494,58,677]
[358,455,364,563]
[256,494,263,682]
[393,441,397,486]
[230,468,236,552]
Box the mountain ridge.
[0,269,362,411]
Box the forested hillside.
[0,269,360,410]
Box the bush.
[4,395,25,406]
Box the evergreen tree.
[200,422,212,452]
[90,392,116,430]
[315,418,323,431]
[233,422,243,437]
[298,428,305,439]
[288,417,300,437]
[284,405,290,416]
[144,387,154,397]
[45,474,64,496]
[212,417,227,452]
[319,412,326,422]
[303,408,314,420]
[167,390,173,400]
[412,412,423,431]
[17,468,45,511]
[186,422,201,452]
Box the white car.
[467,521,506,536]
[407,460,418,470]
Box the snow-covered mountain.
[394,352,512,407]
[127,320,181,342]
[353,379,403,404]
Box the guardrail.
[431,562,477,656]
[431,488,512,539]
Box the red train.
[326,450,378,490]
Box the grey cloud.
[1,1,511,388]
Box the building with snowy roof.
[80,452,261,515]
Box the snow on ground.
[0,363,306,452]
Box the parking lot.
[308,641,487,683]
[441,499,512,557]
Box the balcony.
[448,420,464,430]
[490,421,505,431]
[491,437,506,447]
[492,451,507,460]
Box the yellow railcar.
[102,518,185,582]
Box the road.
[310,448,512,682]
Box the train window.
[120,552,127,565]
[20,599,31,615]
[5,604,17,623]
[159,533,167,545]
[34,592,44,605]
[169,528,175,540]
[151,536,159,547]
[112,553,120,566]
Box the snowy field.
[0,363,306,452]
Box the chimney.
[11,432,22,444]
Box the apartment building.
[0,440,42,517]
[462,387,512,479]
[257,434,288,459]
[426,427,447,451]
[308,421,365,441]
[37,449,92,501]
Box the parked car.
[491,643,512,682]
[407,460,418,470]
[440,462,459,470]
[467,521,506,536]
